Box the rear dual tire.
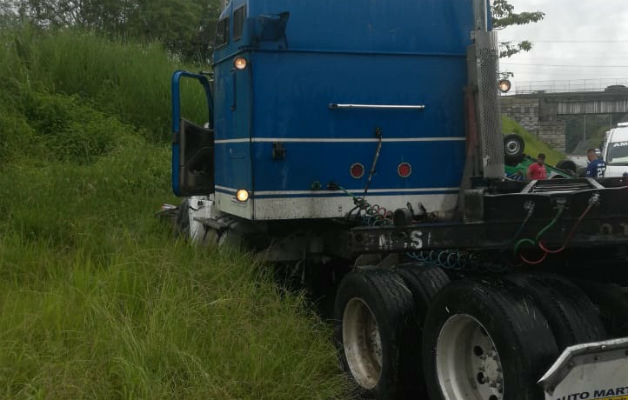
[334,269,415,399]
[334,265,449,399]
[504,273,606,350]
[395,264,450,396]
[423,279,559,400]
[335,270,606,400]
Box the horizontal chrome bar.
[328,103,426,110]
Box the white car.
[603,123,628,177]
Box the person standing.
[585,148,606,178]
[527,153,547,180]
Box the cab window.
[216,17,229,47]
[233,6,246,40]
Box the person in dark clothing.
[585,148,606,178]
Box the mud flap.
[538,338,628,400]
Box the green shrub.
[0,27,208,143]
[19,91,132,164]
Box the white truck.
[603,123,629,178]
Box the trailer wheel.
[395,264,450,395]
[334,269,414,399]
[423,279,558,400]
[504,273,606,350]
[396,264,450,307]
[571,280,628,338]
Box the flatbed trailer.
[348,178,627,255]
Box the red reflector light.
[398,162,412,178]
[350,163,365,179]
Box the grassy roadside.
[0,27,348,399]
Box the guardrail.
[503,78,628,95]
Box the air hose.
[515,194,599,265]
[335,184,393,226]
[538,194,599,254]
[510,201,536,242]
[514,202,566,265]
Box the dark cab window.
[233,6,246,40]
[216,17,229,47]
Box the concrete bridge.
[500,87,628,152]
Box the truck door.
[171,70,214,197]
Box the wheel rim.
[505,140,520,156]
[436,314,504,400]
[342,297,382,390]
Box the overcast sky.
[497,0,628,93]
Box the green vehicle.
[503,133,574,180]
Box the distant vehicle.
[603,123,628,177]
[502,133,574,179]
[604,84,628,93]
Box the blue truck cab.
[173,0,477,221]
[168,3,630,399]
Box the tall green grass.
[0,27,349,399]
[0,27,208,143]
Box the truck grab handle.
[328,103,426,110]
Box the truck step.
[521,178,603,194]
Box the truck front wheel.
[334,269,415,399]
[422,279,559,400]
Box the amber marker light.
[498,79,512,93]
[236,189,249,202]
[234,57,248,70]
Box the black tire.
[395,264,450,396]
[396,264,450,309]
[504,273,606,351]
[504,134,525,165]
[334,269,415,400]
[423,279,559,400]
[571,280,628,338]
[556,159,577,173]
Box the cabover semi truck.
[165,0,629,399]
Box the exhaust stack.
[467,0,505,179]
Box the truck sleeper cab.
[203,0,474,220]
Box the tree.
[5,0,540,63]
[4,0,222,62]
[491,0,545,58]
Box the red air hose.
[520,251,548,265]
[517,238,548,265]
[538,197,598,254]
